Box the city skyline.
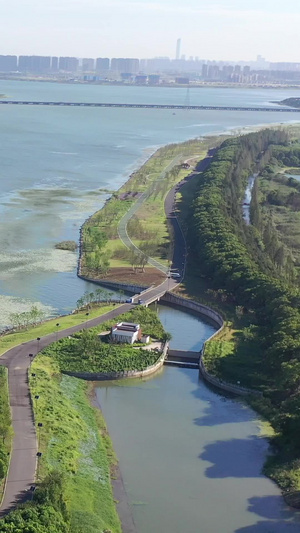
[1,0,300,62]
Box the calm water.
[96,305,300,533]
[0,80,299,325]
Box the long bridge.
[0,100,298,112]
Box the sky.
[0,0,299,62]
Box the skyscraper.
[176,38,181,60]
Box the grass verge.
[0,368,12,504]
[0,305,117,357]
[30,355,121,533]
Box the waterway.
[0,80,299,327]
[96,304,300,532]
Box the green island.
[3,125,300,531]
[278,97,300,108]
[55,241,78,252]
[43,306,167,374]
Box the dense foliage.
[0,473,70,532]
[46,334,161,373]
[189,130,300,465]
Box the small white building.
[111,322,142,344]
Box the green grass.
[0,368,12,502]
[30,356,121,533]
[0,305,117,357]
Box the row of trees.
[76,288,124,310]
[189,129,300,454]
[81,226,111,276]
[8,305,46,330]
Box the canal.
[95,304,300,533]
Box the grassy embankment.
[30,357,121,533]
[0,304,116,357]
[0,368,12,503]
[81,136,221,284]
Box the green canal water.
[96,305,300,533]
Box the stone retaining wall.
[162,292,224,329]
[62,342,168,381]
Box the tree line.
[189,129,300,463]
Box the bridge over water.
[0,100,298,112]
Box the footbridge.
[0,100,298,113]
[165,349,200,369]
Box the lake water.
[0,80,299,327]
[96,304,300,533]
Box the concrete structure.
[111,322,141,344]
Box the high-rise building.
[82,58,95,72]
[58,57,79,72]
[0,55,17,72]
[18,56,51,73]
[176,38,181,60]
[96,57,110,71]
[111,58,139,73]
[51,57,58,71]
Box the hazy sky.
[1,0,299,62]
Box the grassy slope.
[0,304,116,357]
[30,355,121,533]
[0,368,12,503]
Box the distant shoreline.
[0,76,299,90]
